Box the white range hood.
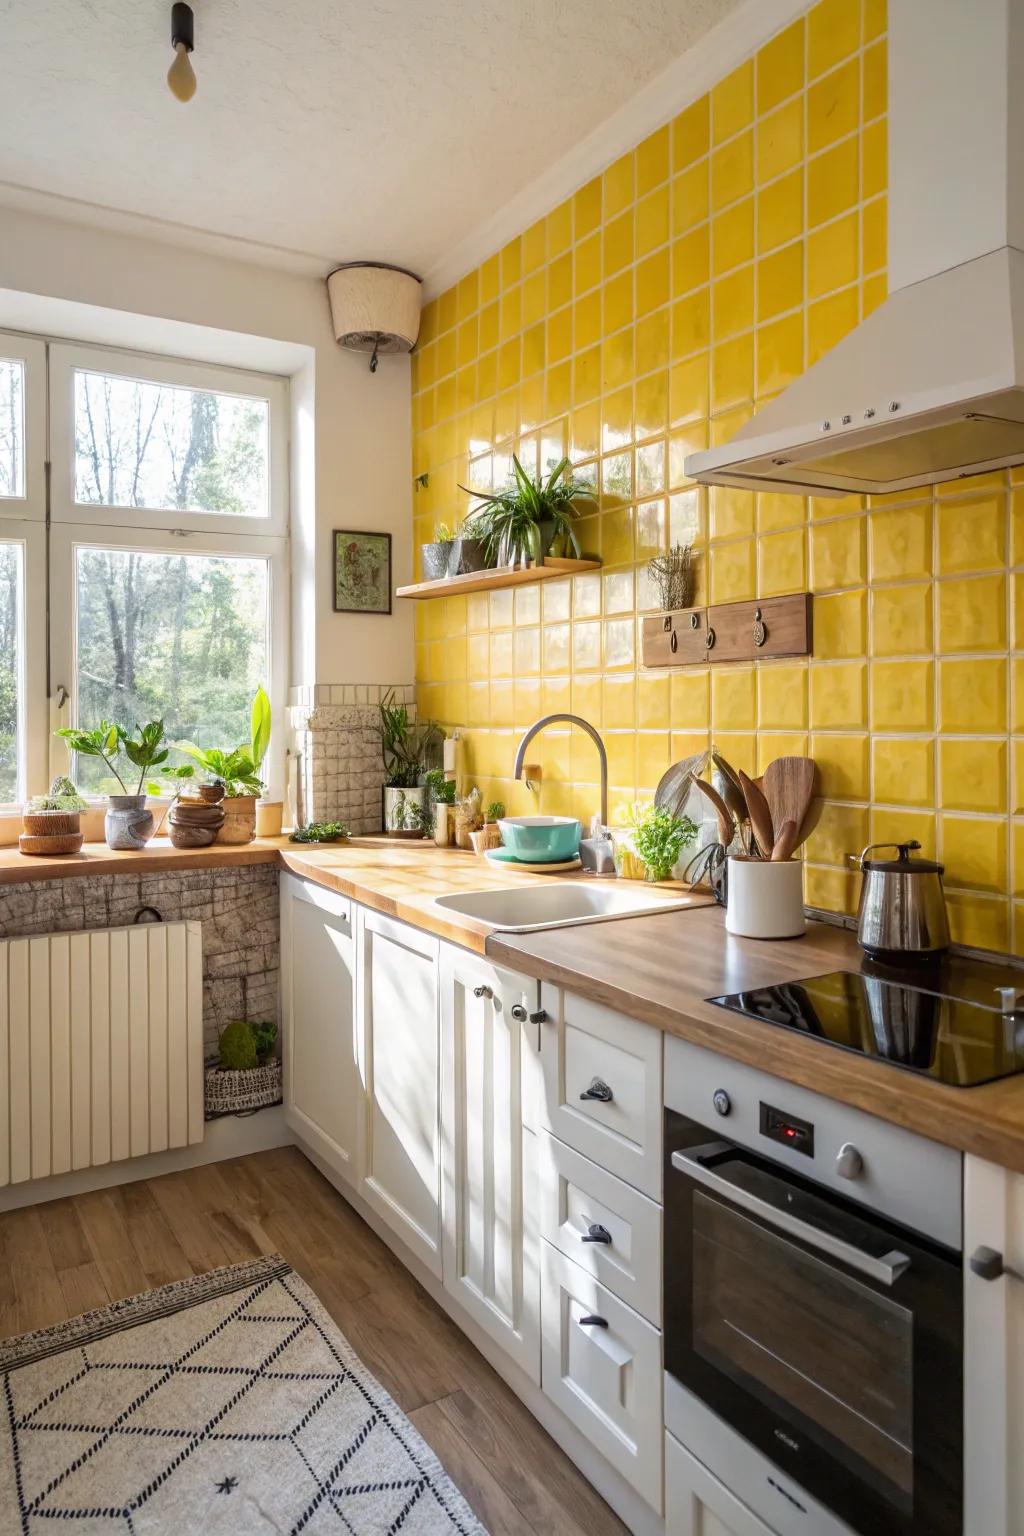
[685,0,1024,496]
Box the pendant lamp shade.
[327,262,422,359]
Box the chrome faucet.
[513,714,608,829]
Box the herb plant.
[424,768,456,804]
[289,821,350,843]
[485,800,506,822]
[630,804,699,882]
[461,455,590,566]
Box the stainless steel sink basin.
[434,882,696,933]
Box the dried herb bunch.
[648,543,695,612]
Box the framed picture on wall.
[332,530,392,614]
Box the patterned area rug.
[0,1254,487,1534]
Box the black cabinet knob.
[580,1077,613,1103]
[578,1314,608,1328]
[713,1089,731,1116]
[473,984,493,1000]
[510,1003,527,1022]
[581,1223,612,1245]
[969,1245,1024,1282]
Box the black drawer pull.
[580,1077,613,1103]
[579,1314,608,1328]
[581,1223,612,1245]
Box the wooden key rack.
[641,593,812,668]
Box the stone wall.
[0,865,279,1058]
[289,682,416,835]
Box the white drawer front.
[666,1433,777,1536]
[539,985,662,1197]
[540,1133,662,1325]
[541,1242,663,1510]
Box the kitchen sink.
[434,882,696,933]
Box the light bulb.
[167,40,196,102]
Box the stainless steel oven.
[663,1036,963,1536]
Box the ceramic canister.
[105,794,154,851]
[725,856,806,940]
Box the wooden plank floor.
[0,1147,626,1536]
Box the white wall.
[0,204,415,688]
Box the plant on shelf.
[627,802,699,883]
[173,686,271,845]
[425,767,456,846]
[56,719,169,850]
[289,820,350,844]
[648,543,696,613]
[461,455,591,568]
[378,690,442,837]
[484,800,506,823]
[420,521,457,582]
[205,1018,281,1117]
[19,776,90,858]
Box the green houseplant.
[461,455,590,568]
[205,1017,282,1116]
[19,776,89,857]
[378,690,442,836]
[420,521,456,582]
[630,803,699,883]
[424,767,456,847]
[174,686,271,845]
[56,719,169,849]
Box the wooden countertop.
[5,834,1024,1173]
[489,907,1024,1174]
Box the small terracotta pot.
[169,797,226,848]
[218,794,258,845]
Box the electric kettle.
[854,840,950,961]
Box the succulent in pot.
[19,777,89,857]
[420,521,456,581]
[56,720,169,850]
[460,455,590,569]
[446,520,490,576]
[172,687,272,846]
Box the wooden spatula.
[762,757,816,849]
[694,777,735,847]
[738,770,775,858]
[771,818,799,862]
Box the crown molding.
[421,0,809,299]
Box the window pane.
[73,369,269,518]
[74,548,268,792]
[0,359,26,498]
[0,542,22,803]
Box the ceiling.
[0,0,740,279]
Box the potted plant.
[19,776,88,857]
[629,802,699,883]
[204,1017,282,1117]
[174,687,271,845]
[378,689,441,836]
[470,799,505,855]
[447,519,490,576]
[56,720,169,849]
[420,522,456,581]
[425,768,456,847]
[155,767,226,848]
[461,455,590,568]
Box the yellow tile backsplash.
[411,0,1024,955]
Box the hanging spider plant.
[460,455,589,568]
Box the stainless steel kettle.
[854,840,950,961]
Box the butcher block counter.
[489,904,1024,1175]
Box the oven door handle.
[671,1145,912,1287]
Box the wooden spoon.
[738,770,775,858]
[771,817,799,862]
[694,777,735,848]
[762,757,816,849]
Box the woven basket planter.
[204,1058,282,1118]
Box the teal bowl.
[497,815,581,862]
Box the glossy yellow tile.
[937,575,1007,652]
[756,17,804,114]
[868,504,932,582]
[712,60,754,144]
[810,517,866,591]
[810,661,868,730]
[937,494,1007,574]
[871,659,933,731]
[872,738,934,807]
[815,589,868,658]
[872,584,932,656]
[939,738,1007,814]
[941,815,1007,894]
[813,734,870,800]
[939,657,1008,733]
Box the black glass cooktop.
[708,958,1024,1087]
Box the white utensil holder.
[726,856,806,939]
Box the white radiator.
[0,921,203,1185]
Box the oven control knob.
[835,1142,864,1180]
[712,1089,731,1117]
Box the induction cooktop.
[707,958,1024,1087]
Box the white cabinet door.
[666,1433,777,1536]
[440,944,540,1382]
[281,875,360,1187]
[964,1154,1024,1536]
[541,1242,663,1510]
[357,908,442,1276]
[539,984,663,1198]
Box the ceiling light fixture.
[167,3,197,103]
[326,263,423,372]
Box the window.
[0,332,288,809]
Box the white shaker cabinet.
[666,1433,776,1536]
[280,875,361,1187]
[964,1154,1024,1536]
[439,944,541,1381]
[357,908,443,1276]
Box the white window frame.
[49,523,289,803]
[49,342,289,538]
[0,522,47,810]
[0,332,46,523]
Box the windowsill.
[0,835,288,883]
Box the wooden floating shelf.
[642,593,813,667]
[396,557,601,600]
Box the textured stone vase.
[218,795,258,845]
[105,794,154,851]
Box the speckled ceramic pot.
[105,794,154,850]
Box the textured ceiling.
[0,0,740,275]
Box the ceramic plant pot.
[19,810,84,857]
[420,542,452,581]
[447,537,489,576]
[168,796,226,849]
[383,784,427,837]
[105,794,154,851]
[218,795,258,845]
